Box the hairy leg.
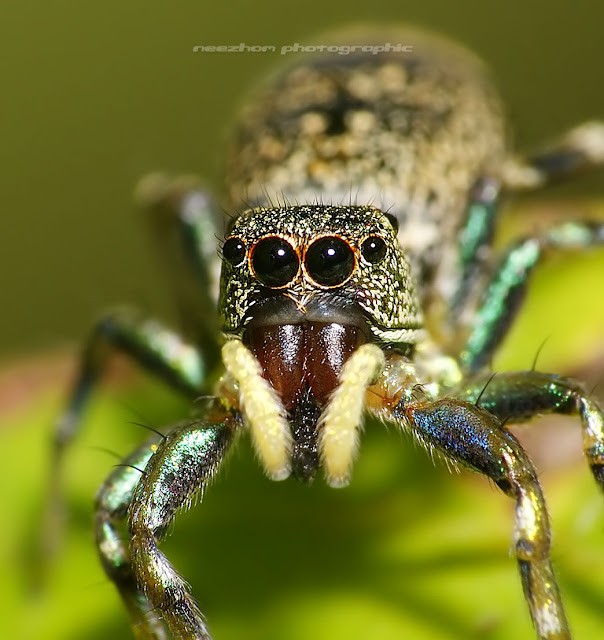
[97,401,237,640]
[448,122,604,343]
[453,120,604,368]
[450,176,500,317]
[43,176,224,570]
[456,370,604,487]
[95,435,169,639]
[44,312,206,569]
[390,397,570,639]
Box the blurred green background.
[2,1,604,640]
[1,0,604,357]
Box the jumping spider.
[51,27,604,639]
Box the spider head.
[220,204,423,345]
[219,204,423,481]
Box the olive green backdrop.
[1,0,603,358]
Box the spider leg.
[394,397,570,639]
[56,174,225,453]
[456,370,604,488]
[52,310,207,463]
[43,311,207,574]
[44,177,225,568]
[96,400,237,640]
[449,121,604,329]
[502,121,604,191]
[449,177,500,317]
[459,220,604,372]
[95,434,169,639]
[136,173,224,360]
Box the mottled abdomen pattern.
[224,28,508,308]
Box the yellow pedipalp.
[222,340,292,480]
[318,343,385,487]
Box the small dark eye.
[222,237,246,266]
[360,235,387,264]
[305,236,355,287]
[251,236,299,287]
[384,213,399,233]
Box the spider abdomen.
[224,27,508,307]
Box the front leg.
[456,371,604,488]
[95,435,169,639]
[58,310,207,439]
[43,311,207,565]
[393,398,570,639]
[96,400,237,640]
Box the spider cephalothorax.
[220,204,423,343]
[50,26,604,640]
[218,204,422,483]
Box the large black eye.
[251,236,299,287]
[222,237,246,266]
[360,235,387,264]
[305,236,355,287]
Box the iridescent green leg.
[460,220,604,372]
[450,176,500,315]
[136,174,224,360]
[396,398,570,639]
[98,402,237,640]
[43,177,223,567]
[456,371,604,488]
[44,312,206,567]
[458,121,604,368]
[95,435,169,639]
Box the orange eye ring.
[249,235,300,288]
[303,235,356,288]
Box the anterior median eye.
[305,236,355,287]
[222,237,247,266]
[251,236,299,287]
[360,235,387,264]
